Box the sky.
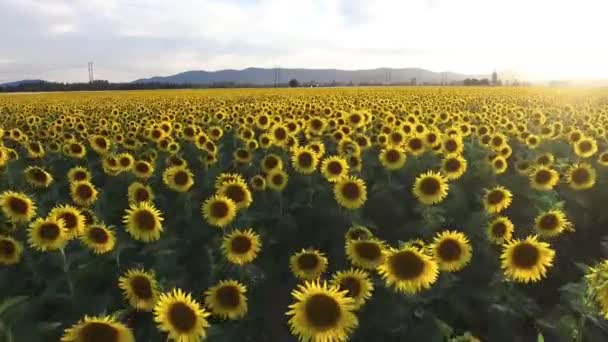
[1,0,608,83]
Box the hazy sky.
[1,0,607,83]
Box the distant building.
[491,70,498,85]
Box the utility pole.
[88,62,94,83]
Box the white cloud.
[1,0,607,82]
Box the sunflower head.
[431,230,472,272]
[566,163,596,190]
[266,170,289,192]
[204,280,248,320]
[333,176,367,210]
[378,246,439,294]
[291,146,319,175]
[441,154,468,180]
[49,204,86,239]
[119,268,160,311]
[330,269,374,310]
[379,146,407,171]
[201,195,237,228]
[534,209,571,237]
[24,166,54,188]
[68,166,92,183]
[529,166,560,191]
[0,235,23,265]
[321,155,350,183]
[218,180,253,210]
[221,228,261,265]
[133,160,155,179]
[501,235,555,283]
[345,238,386,270]
[413,171,449,205]
[483,186,512,214]
[60,315,135,342]
[249,175,267,191]
[286,280,358,342]
[162,166,195,192]
[487,216,514,245]
[574,136,598,158]
[127,182,155,204]
[70,180,99,207]
[154,289,211,342]
[0,191,37,223]
[345,225,373,241]
[261,153,284,173]
[123,201,164,242]
[28,217,68,252]
[290,249,329,280]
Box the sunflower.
[413,171,449,205]
[286,280,358,342]
[60,315,135,342]
[515,160,532,175]
[154,289,211,342]
[345,238,386,270]
[217,180,253,210]
[70,180,99,207]
[566,163,596,190]
[586,260,608,319]
[320,155,350,183]
[26,141,45,159]
[261,154,284,174]
[483,186,512,214]
[405,135,426,156]
[490,155,508,174]
[573,136,598,158]
[330,269,373,310]
[249,175,267,191]
[28,217,68,251]
[379,146,407,171]
[501,235,555,283]
[123,201,164,242]
[88,134,111,155]
[102,155,122,176]
[534,209,571,237]
[221,228,261,265]
[214,172,246,190]
[133,160,155,179]
[536,153,554,167]
[598,152,608,167]
[63,142,87,159]
[49,204,86,239]
[290,249,329,280]
[441,135,464,155]
[127,182,155,204]
[333,176,367,210]
[201,195,237,228]
[430,230,472,272]
[81,223,116,254]
[529,166,560,191]
[119,268,160,311]
[486,216,514,245]
[233,148,253,164]
[441,154,468,180]
[68,166,92,183]
[291,146,319,175]
[0,191,37,223]
[204,280,248,320]
[117,153,135,172]
[345,225,373,241]
[0,235,23,265]
[162,166,195,192]
[24,166,54,188]
[378,245,439,294]
[266,169,289,192]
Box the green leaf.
[0,296,28,318]
[537,332,545,342]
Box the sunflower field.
[2,87,608,341]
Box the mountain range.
[132,67,486,85]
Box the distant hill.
[133,67,485,85]
[0,79,48,87]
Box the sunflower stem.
[60,249,74,297]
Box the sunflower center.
[264,157,279,170]
[408,138,423,150]
[30,143,41,153]
[119,158,131,167]
[29,169,48,183]
[437,239,462,261]
[79,322,119,342]
[230,235,252,254]
[492,222,507,237]
[537,156,551,165]
[173,171,189,186]
[304,294,341,329]
[341,182,361,200]
[571,168,590,184]
[327,161,343,175]
[311,120,322,130]
[444,139,457,152]
[77,184,94,199]
[338,277,361,298]
[427,133,437,143]
[274,128,287,140]
[487,190,505,205]
[601,154,608,163]
[89,227,109,244]
[354,241,382,260]
[385,149,401,163]
[209,200,229,219]
[59,212,78,230]
[491,137,503,147]
[135,162,150,174]
[445,158,461,172]
[419,177,440,195]
[216,285,241,308]
[271,173,284,186]
[168,302,197,333]
[297,253,319,270]
[95,137,108,149]
[7,197,28,214]
[298,152,313,168]
[39,223,60,241]
[511,243,540,269]
[134,210,156,231]
[0,240,15,256]
[225,185,246,203]
[73,171,88,181]
[348,229,369,240]
[390,251,425,280]
[135,188,150,202]
[70,144,83,154]
[130,275,153,299]
[236,150,249,159]
[535,170,552,184]
[578,140,592,152]
[494,159,505,169]
[539,214,559,230]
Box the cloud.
[1,0,608,82]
